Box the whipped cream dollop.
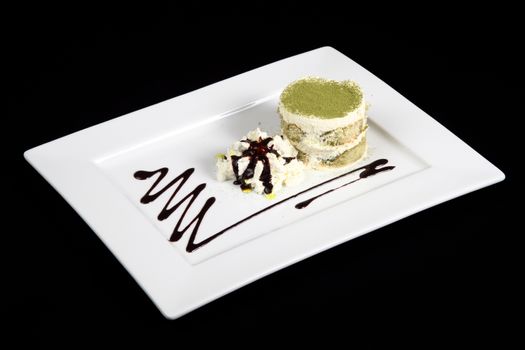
[216,128,304,196]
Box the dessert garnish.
[216,128,304,197]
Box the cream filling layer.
[289,128,368,160]
[278,98,366,134]
[310,143,368,169]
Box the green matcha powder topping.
[280,77,363,119]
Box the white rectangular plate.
[25,47,504,319]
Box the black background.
[7,4,521,346]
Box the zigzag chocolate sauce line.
[134,159,394,253]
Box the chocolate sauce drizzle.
[134,168,216,252]
[134,158,394,253]
[295,159,395,209]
